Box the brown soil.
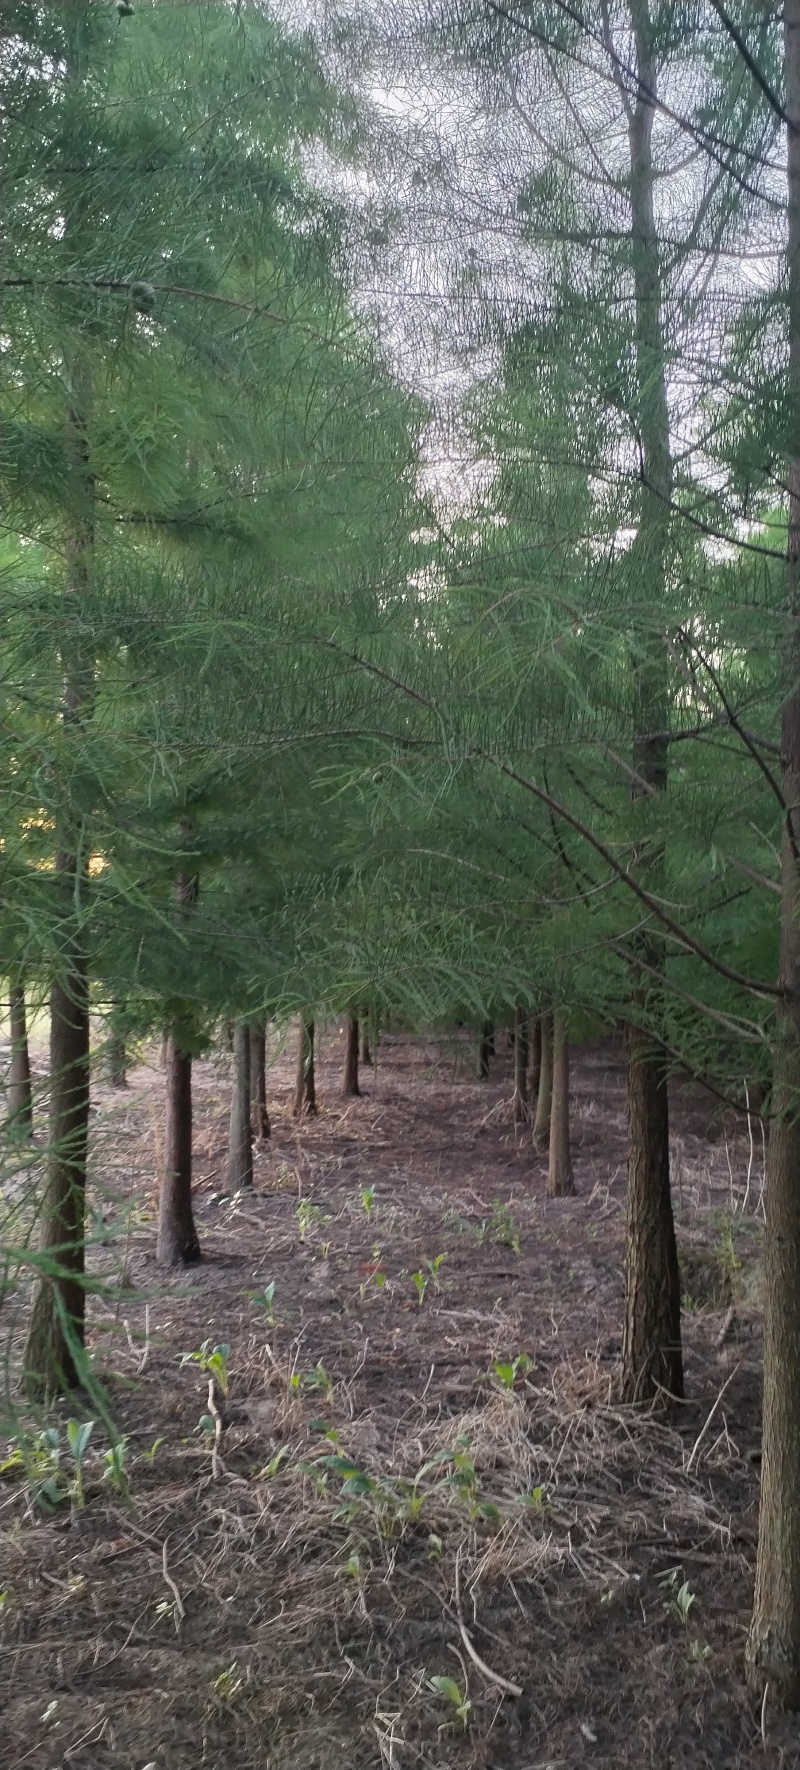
[0,1030,787,1769]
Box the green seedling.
[297,1198,325,1241]
[490,1200,521,1253]
[180,1340,231,1395]
[360,1185,375,1219]
[491,1352,533,1391]
[259,1446,291,1478]
[428,1674,472,1731]
[520,1483,549,1513]
[345,1550,361,1579]
[0,1426,66,1513]
[308,1419,341,1446]
[660,1568,697,1625]
[251,1280,277,1326]
[66,1419,95,1509]
[295,1460,330,1497]
[102,1437,130,1498]
[143,1437,164,1463]
[213,1662,243,1702]
[196,1412,217,1448]
[304,1360,334,1399]
[412,1254,446,1306]
[411,1269,428,1306]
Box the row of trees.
[4,0,800,1709]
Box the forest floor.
[0,1028,792,1770]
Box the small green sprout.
[360,1185,375,1218]
[428,1674,472,1731]
[491,1352,533,1391]
[297,1198,325,1241]
[66,1419,95,1509]
[259,1446,291,1478]
[102,1437,130,1497]
[660,1568,697,1625]
[304,1360,334,1399]
[180,1340,231,1395]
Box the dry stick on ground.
[206,1376,223,1480]
[453,1548,523,1699]
[161,1538,185,1634]
[685,1364,741,1474]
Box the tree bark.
[250,1022,270,1140]
[24,295,94,1392]
[157,860,200,1266]
[24,962,90,1392]
[342,1015,360,1097]
[746,0,800,1703]
[533,1012,553,1149]
[512,1005,529,1123]
[360,1012,372,1066]
[619,0,683,1405]
[157,1036,200,1266]
[547,1009,574,1197]
[622,1025,681,1399]
[477,1020,493,1080]
[7,980,33,1133]
[107,1029,127,1088]
[527,1015,542,1113]
[293,1018,317,1117]
[226,1020,253,1189]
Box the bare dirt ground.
[0,1028,790,1769]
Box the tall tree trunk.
[250,1022,270,1140]
[360,1010,372,1067]
[293,1018,317,1117]
[512,1005,529,1123]
[547,1009,574,1197]
[7,979,33,1133]
[527,1015,542,1113]
[157,860,200,1266]
[477,1019,493,1080]
[106,1004,127,1088]
[24,961,90,1393]
[746,0,800,1703]
[157,1035,200,1266]
[533,1012,553,1149]
[24,308,94,1392]
[620,0,682,1404]
[227,1021,253,1190]
[342,1015,360,1097]
[622,1026,681,1398]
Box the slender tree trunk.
[477,1020,493,1080]
[619,1,682,1404]
[512,1005,529,1123]
[547,1009,574,1197]
[157,1035,200,1266]
[360,1010,372,1067]
[527,1016,542,1113]
[227,1021,253,1189]
[746,0,800,1703]
[293,1018,317,1117]
[250,1022,270,1140]
[533,1012,553,1149]
[157,859,200,1266]
[622,1026,681,1398]
[24,320,94,1392]
[108,1038,127,1087]
[7,980,33,1133]
[342,1015,360,1097]
[24,961,90,1392]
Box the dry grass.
[0,1031,774,1768]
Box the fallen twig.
[686,1364,740,1473]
